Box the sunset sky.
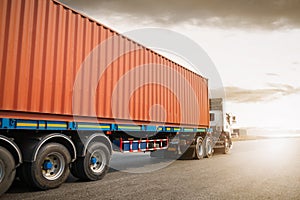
[59,0,300,135]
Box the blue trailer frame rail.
[0,118,208,133]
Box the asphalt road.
[2,138,300,200]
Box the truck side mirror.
[232,116,236,123]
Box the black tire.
[71,143,110,181]
[0,147,16,195]
[19,143,71,190]
[222,137,230,154]
[194,137,205,160]
[204,137,213,158]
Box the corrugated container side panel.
[80,16,88,115]
[152,53,157,122]
[0,0,209,127]
[65,8,76,114]
[176,64,180,123]
[50,1,60,113]
[43,0,54,113]
[192,72,196,123]
[90,20,98,115]
[178,65,183,123]
[94,25,100,116]
[141,48,145,120]
[170,60,173,120]
[200,79,204,123]
[56,4,65,113]
[123,38,130,119]
[170,62,174,123]
[188,70,192,123]
[172,71,177,123]
[137,49,142,120]
[185,68,189,123]
[162,57,166,122]
[162,56,166,122]
[0,0,7,101]
[111,32,117,117]
[199,80,205,123]
[28,2,40,111]
[127,44,133,119]
[162,58,166,122]
[88,20,95,115]
[105,30,113,118]
[165,60,169,122]
[135,48,140,119]
[117,36,123,119]
[141,49,146,121]
[1,0,19,110]
[158,55,163,122]
[148,51,153,121]
[158,55,163,121]
[156,56,160,121]
[178,62,182,122]
[15,0,29,111]
[96,26,106,116]
[133,48,139,120]
[0,0,9,108]
[197,77,200,123]
[164,57,168,122]
[144,49,149,121]
[38,0,47,112]
[114,37,121,119]
[194,73,198,123]
[135,49,140,120]
[183,68,187,123]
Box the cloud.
[224,83,300,103]
[265,73,279,77]
[59,0,300,29]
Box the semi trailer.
[0,0,215,195]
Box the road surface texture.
[2,138,300,200]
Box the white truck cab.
[209,98,235,153]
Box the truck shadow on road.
[6,154,175,194]
[6,152,228,194]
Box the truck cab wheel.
[0,147,16,196]
[19,143,71,190]
[223,138,230,154]
[71,142,110,181]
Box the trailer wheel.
[71,143,110,181]
[194,137,205,159]
[204,137,213,158]
[0,147,16,195]
[20,143,71,190]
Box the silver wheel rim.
[207,140,212,155]
[90,150,106,174]
[41,152,65,181]
[0,161,4,183]
[197,139,203,156]
[225,139,229,148]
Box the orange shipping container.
[0,0,209,128]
